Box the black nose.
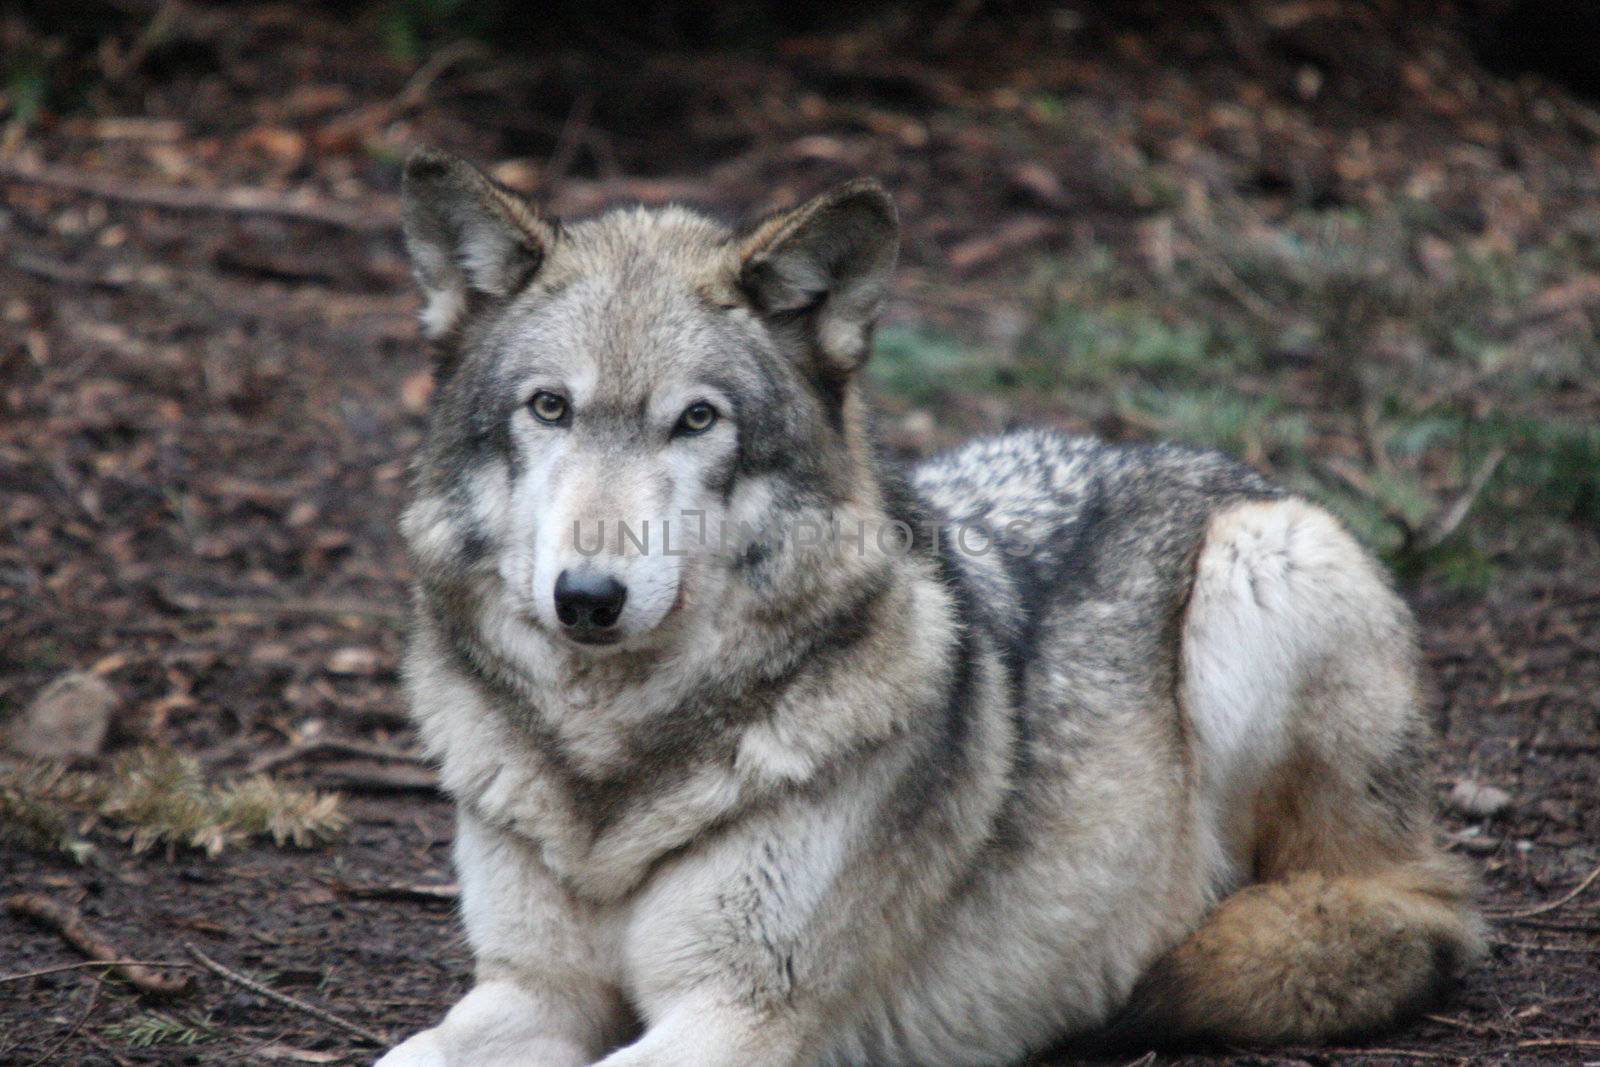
[553,569,628,631]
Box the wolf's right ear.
[400,148,555,340]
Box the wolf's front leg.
[378,812,630,1067]
[592,794,901,1067]
[378,977,619,1067]
[594,991,806,1067]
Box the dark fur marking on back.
[994,476,1111,699]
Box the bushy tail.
[1105,857,1483,1047]
[1093,497,1487,1051]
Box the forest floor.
[1,3,1597,1064]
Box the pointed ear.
[737,179,898,375]
[400,148,555,339]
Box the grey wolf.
[376,148,1483,1067]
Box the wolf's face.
[397,150,897,653]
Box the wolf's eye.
[529,391,569,424]
[674,401,718,436]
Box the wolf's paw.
[374,1028,446,1067]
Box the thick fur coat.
[376,149,1483,1067]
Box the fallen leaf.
[253,1044,344,1064]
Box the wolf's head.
[398,149,899,655]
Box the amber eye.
[530,391,569,424]
[675,401,718,436]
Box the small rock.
[4,671,118,759]
[285,500,320,528]
[326,646,382,676]
[1448,780,1512,819]
[1458,835,1501,854]
[1535,798,1577,826]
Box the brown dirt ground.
[2,4,1597,1065]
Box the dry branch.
[25,973,103,1067]
[315,39,488,150]
[183,942,390,1046]
[163,590,408,623]
[331,880,460,903]
[1410,447,1508,553]
[246,736,430,776]
[0,158,398,233]
[1491,861,1600,920]
[1489,939,1600,954]
[1517,1037,1600,1050]
[0,959,194,985]
[4,895,190,996]
[1318,1049,1456,1061]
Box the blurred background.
[1,2,1597,1063]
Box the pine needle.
[0,748,346,857]
[104,1010,215,1048]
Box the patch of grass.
[1122,386,1310,467]
[376,0,498,61]
[0,748,346,858]
[105,1011,216,1049]
[0,763,94,862]
[1,52,49,131]
[1024,299,1239,388]
[870,322,996,403]
[888,193,1599,590]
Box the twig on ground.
[79,1028,135,1067]
[163,590,407,623]
[1491,937,1600,953]
[1422,1013,1496,1034]
[1409,447,1507,553]
[946,217,1057,272]
[0,158,399,233]
[1191,247,1287,324]
[182,942,391,1047]
[4,895,191,996]
[7,252,135,290]
[100,0,183,83]
[0,959,194,985]
[25,973,103,1067]
[1319,1049,1456,1061]
[541,90,596,192]
[311,761,440,794]
[1491,861,1600,920]
[1517,1037,1600,1050]
[1514,917,1599,933]
[316,39,488,149]
[246,737,429,776]
[331,880,460,903]
[1324,446,1507,557]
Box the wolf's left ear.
[738,179,898,376]
[400,148,555,339]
